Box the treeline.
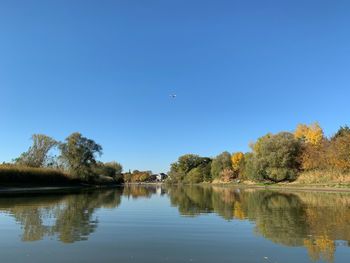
[0,133,123,185]
[167,123,350,184]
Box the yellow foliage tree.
[231,152,244,172]
[295,122,324,145]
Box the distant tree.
[241,152,261,181]
[131,171,151,182]
[211,152,232,180]
[15,134,58,168]
[184,161,212,183]
[300,140,330,171]
[104,162,123,177]
[184,167,203,183]
[252,132,302,182]
[231,152,244,178]
[295,122,324,145]
[200,161,212,182]
[176,154,209,174]
[168,154,211,183]
[328,133,350,171]
[331,125,350,141]
[59,133,102,181]
[93,161,123,182]
[123,173,132,183]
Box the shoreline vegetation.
[1,123,350,194]
[167,123,350,187]
[0,133,124,189]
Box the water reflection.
[0,189,122,243]
[0,185,349,262]
[168,185,350,262]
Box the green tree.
[15,134,58,168]
[59,133,102,181]
[184,161,212,183]
[93,161,123,183]
[252,132,302,182]
[241,152,261,181]
[103,162,123,177]
[211,151,232,180]
[168,154,211,183]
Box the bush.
[219,168,235,182]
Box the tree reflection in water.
[0,185,349,262]
[168,185,350,263]
[0,189,123,243]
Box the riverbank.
[208,181,350,193]
[125,180,350,193]
[0,166,123,195]
[1,180,350,196]
[0,184,122,196]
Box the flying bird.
[170,94,177,99]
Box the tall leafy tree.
[328,133,350,171]
[59,133,102,181]
[15,134,57,168]
[210,151,232,179]
[168,154,211,183]
[295,122,324,145]
[231,152,244,178]
[253,132,302,182]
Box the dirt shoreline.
[208,182,350,193]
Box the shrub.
[220,168,235,182]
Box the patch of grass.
[295,170,350,185]
[0,165,81,187]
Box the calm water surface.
[0,185,349,263]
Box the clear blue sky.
[1,0,350,173]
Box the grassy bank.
[0,166,81,187]
[294,170,350,185]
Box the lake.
[0,185,349,263]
